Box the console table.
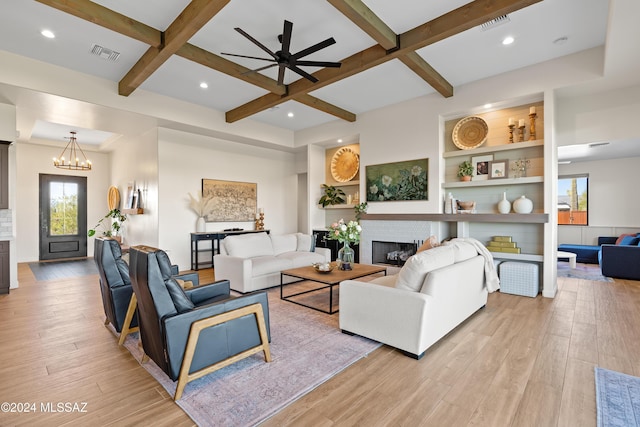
[190,229,269,270]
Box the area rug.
[595,367,640,426]
[122,288,381,426]
[557,263,613,283]
[28,259,97,281]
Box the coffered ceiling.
[0,0,610,138]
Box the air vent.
[589,142,610,148]
[89,44,120,61]
[480,14,511,31]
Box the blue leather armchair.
[128,245,271,400]
[94,237,196,344]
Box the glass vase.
[337,241,354,270]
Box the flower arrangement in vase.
[188,192,215,232]
[326,219,362,270]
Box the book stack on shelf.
[487,236,521,254]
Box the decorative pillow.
[296,233,315,252]
[619,235,639,246]
[416,235,440,253]
[615,234,636,245]
[165,277,195,313]
[443,239,478,262]
[271,234,298,255]
[224,232,274,258]
[395,245,455,292]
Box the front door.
[39,174,88,260]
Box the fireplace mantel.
[360,213,549,224]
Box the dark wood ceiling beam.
[35,0,161,47]
[296,94,356,122]
[327,0,453,98]
[326,0,397,50]
[399,52,453,98]
[119,0,230,96]
[175,44,286,96]
[226,0,541,123]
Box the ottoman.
[499,261,539,298]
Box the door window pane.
[49,182,79,235]
[558,175,588,225]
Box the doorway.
[39,174,88,260]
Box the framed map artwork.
[201,179,257,222]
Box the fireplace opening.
[372,240,418,266]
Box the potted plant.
[457,160,474,181]
[354,201,368,221]
[88,209,127,241]
[318,184,346,207]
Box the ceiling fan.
[221,20,341,86]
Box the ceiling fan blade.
[277,64,286,86]
[291,37,336,60]
[221,52,276,62]
[294,60,342,68]
[234,27,278,60]
[288,65,318,83]
[240,63,277,76]
[280,20,293,54]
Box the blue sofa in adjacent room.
[558,236,617,264]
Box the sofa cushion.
[251,256,293,277]
[618,235,639,246]
[416,235,439,253]
[443,239,477,262]
[165,277,196,313]
[279,251,325,268]
[224,232,274,258]
[296,233,315,252]
[615,234,636,245]
[395,245,455,292]
[270,234,298,256]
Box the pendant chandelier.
[53,131,92,170]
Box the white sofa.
[340,239,496,359]
[214,232,331,293]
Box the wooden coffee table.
[280,263,387,314]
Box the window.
[558,174,588,225]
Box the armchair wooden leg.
[104,317,109,326]
[118,293,139,346]
[174,303,271,400]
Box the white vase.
[196,216,206,232]
[512,195,533,214]
[497,192,511,214]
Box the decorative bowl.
[312,262,334,273]
[457,200,476,210]
[330,147,360,182]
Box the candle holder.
[529,113,537,140]
[518,124,526,142]
[508,124,515,143]
[255,212,265,231]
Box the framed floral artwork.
[488,160,508,179]
[366,158,428,202]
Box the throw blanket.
[446,237,501,293]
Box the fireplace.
[372,240,418,266]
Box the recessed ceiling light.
[502,36,514,45]
[287,112,294,118]
[484,103,492,109]
[337,139,343,143]
[41,29,55,39]
[199,82,208,89]
[558,161,572,165]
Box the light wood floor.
[1,263,639,426]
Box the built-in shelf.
[122,208,144,215]
[490,252,544,262]
[443,139,544,158]
[323,204,356,210]
[360,213,549,224]
[321,181,359,188]
[443,176,543,189]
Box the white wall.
[15,143,110,262]
[558,156,640,244]
[156,128,297,270]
